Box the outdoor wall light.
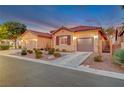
[73,37,77,40]
[32,39,37,41]
[94,35,98,39]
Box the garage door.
[77,38,93,52]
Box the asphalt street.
[0,55,124,87]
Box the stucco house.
[51,26,107,53]
[21,26,107,53]
[21,30,52,49]
[115,26,124,49]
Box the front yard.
[11,48,69,61]
[81,53,124,74]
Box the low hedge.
[0,45,10,50]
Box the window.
[56,35,71,45]
[60,36,68,45]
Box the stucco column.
[110,39,113,56]
[99,40,102,55]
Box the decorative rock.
[44,51,48,55]
[47,55,55,59]
[121,65,124,68]
[86,65,90,68]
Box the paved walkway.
[52,52,92,67]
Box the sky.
[0,5,124,32]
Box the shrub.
[27,49,33,54]
[94,55,103,62]
[21,48,27,55]
[35,49,42,59]
[40,48,44,50]
[33,48,37,51]
[112,49,124,65]
[53,52,61,58]
[48,48,55,54]
[0,45,10,50]
[55,48,60,52]
[62,49,67,52]
[18,45,22,49]
[44,48,49,51]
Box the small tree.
[1,21,27,49]
[0,24,8,40]
[121,5,124,9]
[104,27,114,40]
[103,27,115,55]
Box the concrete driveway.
[52,52,92,67]
[0,55,124,87]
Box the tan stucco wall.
[53,29,103,53]
[53,29,74,51]
[21,31,51,49]
[121,34,124,49]
[74,30,100,53]
[37,36,52,49]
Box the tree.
[103,27,115,55]
[0,24,8,40]
[103,27,114,40]
[1,21,27,48]
[121,5,124,9]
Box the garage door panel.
[77,38,93,52]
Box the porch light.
[73,37,77,40]
[33,39,37,41]
[94,35,98,39]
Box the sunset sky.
[0,5,124,32]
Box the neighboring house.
[115,26,124,49]
[0,39,14,46]
[21,30,52,49]
[51,26,107,53]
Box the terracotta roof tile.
[50,26,102,34]
[27,30,52,38]
[70,26,102,32]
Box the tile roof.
[50,26,102,34]
[70,26,102,32]
[27,30,52,38]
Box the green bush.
[18,45,22,49]
[21,48,27,55]
[62,49,67,52]
[94,55,103,62]
[35,49,42,59]
[40,48,44,50]
[48,48,55,54]
[55,48,60,52]
[27,49,33,54]
[0,45,10,50]
[44,48,51,51]
[33,48,37,51]
[53,52,61,58]
[113,49,124,65]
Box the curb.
[0,53,124,80]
